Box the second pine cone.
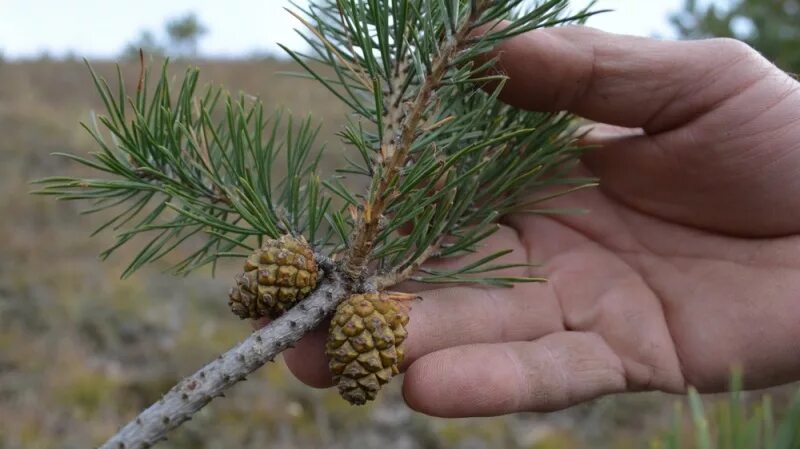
[326,292,411,405]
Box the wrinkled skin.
[261,26,800,417]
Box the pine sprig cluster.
[36,0,600,289]
[283,0,600,286]
[35,64,331,277]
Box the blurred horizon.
[0,0,686,61]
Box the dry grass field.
[0,57,794,449]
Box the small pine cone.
[228,235,318,320]
[326,292,412,405]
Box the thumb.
[576,123,673,204]
[486,25,771,133]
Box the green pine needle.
[35,0,603,285]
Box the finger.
[401,284,562,367]
[578,123,643,144]
[282,322,334,388]
[578,113,800,236]
[251,317,270,331]
[576,123,663,200]
[281,283,564,388]
[402,332,627,417]
[281,222,555,389]
[398,224,527,294]
[486,25,772,133]
[394,224,564,363]
[576,122,698,226]
[255,317,335,389]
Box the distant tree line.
[119,3,799,71]
[122,12,208,60]
[671,0,800,73]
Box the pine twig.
[341,3,487,283]
[374,241,442,290]
[99,268,346,449]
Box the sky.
[0,0,685,60]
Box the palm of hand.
[284,176,800,417]
[380,175,797,417]
[395,53,800,413]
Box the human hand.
[272,26,800,417]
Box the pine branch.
[341,20,473,281]
[99,266,346,449]
[33,63,332,276]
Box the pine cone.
[228,235,318,320]
[326,292,412,405]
